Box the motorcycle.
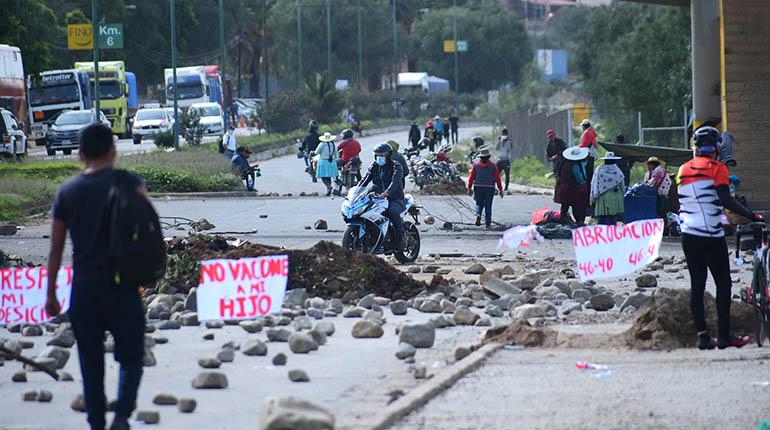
[341,185,421,263]
[408,154,439,189]
[334,156,362,196]
[297,138,317,183]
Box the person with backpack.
[314,131,340,196]
[45,123,166,430]
[467,147,504,229]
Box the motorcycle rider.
[336,128,362,194]
[409,122,421,151]
[301,120,321,183]
[359,143,406,251]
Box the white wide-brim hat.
[319,132,336,142]
[563,146,590,161]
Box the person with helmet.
[338,128,361,165]
[301,120,321,182]
[678,125,763,350]
[545,129,567,176]
[424,120,435,152]
[387,140,409,188]
[408,122,421,150]
[579,119,598,179]
[359,142,406,251]
[467,147,504,229]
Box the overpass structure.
[628,0,770,209]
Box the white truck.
[164,66,207,108]
[26,70,92,141]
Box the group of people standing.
[409,113,460,152]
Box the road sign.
[98,24,124,49]
[457,40,468,52]
[67,24,93,50]
[443,40,456,53]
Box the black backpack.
[106,170,167,288]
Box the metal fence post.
[637,111,643,145]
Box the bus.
[165,66,208,108]
[74,61,131,137]
[0,44,26,132]
[26,70,92,141]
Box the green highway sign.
[98,24,123,49]
[457,40,468,52]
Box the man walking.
[449,112,459,145]
[545,129,567,176]
[467,148,504,229]
[579,119,598,179]
[223,125,237,159]
[45,123,147,430]
[495,128,514,191]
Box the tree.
[409,0,531,92]
[0,0,60,76]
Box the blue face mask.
[375,156,386,166]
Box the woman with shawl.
[590,151,626,225]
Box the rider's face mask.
[375,155,386,166]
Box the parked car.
[0,107,28,158]
[234,98,263,121]
[46,110,111,156]
[132,107,172,144]
[188,102,224,136]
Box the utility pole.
[326,0,332,81]
[392,0,397,91]
[170,0,179,149]
[297,0,303,90]
[219,0,228,130]
[357,0,363,89]
[263,0,269,132]
[453,0,459,111]
[91,0,100,124]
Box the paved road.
[28,137,161,159]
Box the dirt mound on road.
[162,235,427,303]
[417,178,467,195]
[624,288,754,350]
[483,321,557,347]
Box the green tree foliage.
[548,4,692,139]
[0,0,60,76]
[409,0,531,92]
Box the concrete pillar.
[691,0,722,128]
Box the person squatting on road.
[579,119,598,180]
[314,132,340,196]
[301,120,321,182]
[545,129,567,176]
[231,146,257,191]
[45,123,148,430]
[359,142,406,251]
[467,147,504,229]
[677,126,763,350]
[555,146,590,227]
[495,128,514,191]
[590,151,626,226]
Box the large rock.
[314,219,328,230]
[37,346,70,369]
[178,398,197,413]
[198,358,222,369]
[46,331,75,348]
[259,396,335,430]
[588,294,615,311]
[153,393,178,406]
[242,339,268,356]
[191,372,228,389]
[636,274,658,288]
[395,342,416,359]
[464,263,487,275]
[288,369,310,382]
[533,286,562,298]
[483,277,521,298]
[621,292,649,312]
[552,280,572,296]
[351,320,384,338]
[571,289,592,302]
[239,320,263,334]
[398,322,435,348]
[452,308,480,325]
[484,304,504,318]
[418,300,442,313]
[266,328,292,342]
[288,333,318,353]
[284,288,308,308]
[180,312,199,326]
[511,273,540,291]
[389,300,408,315]
[184,288,197,312]
[136,410,161,424]
[21,326,43,337]
[314,321,335,337]
[510,304,546,320]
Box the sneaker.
[109,417,130,430]
[717,335,749,349]
[475,216,482,226]
[697,333,717,350]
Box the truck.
[164,66,208,108]
[26,70,92,141]
[204,65,223,107]
[0,44,27,133]
[74,61,131,137]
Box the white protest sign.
[572,219,664,282]
[196,256,288,321]
[0,267,72,325]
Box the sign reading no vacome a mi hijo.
[196,256,289,321]
[67,23,123,50]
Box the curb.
[365,342,501,430]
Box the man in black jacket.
[301,120,320,182]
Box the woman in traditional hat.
[555,146,590,227]
[644,156,672,218]
[314,132,340,196]
[590,151,626,225]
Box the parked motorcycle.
[341,185,421,263]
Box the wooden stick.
[0,343,60,381]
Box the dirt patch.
[623,288,754,350]
[159,235,428,303]
[484,321,558,347]
[417,178,467,195]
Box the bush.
[180,109,204,146]
[264,90,319,133]
[128,165,241,193]
[153,131,175,148]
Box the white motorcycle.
[340,185,421,263]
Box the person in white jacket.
[495,128,514,191]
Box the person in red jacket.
[579,119,598,180]
[337,128,361,163]
[467,147,504,229]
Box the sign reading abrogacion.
[196,256,289,321]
